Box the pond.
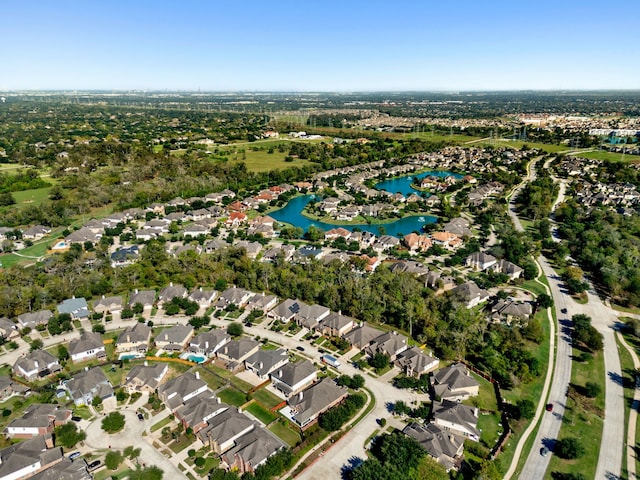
[269,169,462,237]
[269,195,437,237]
[374,170,464,197]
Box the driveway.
[84,409,187,479]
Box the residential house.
[158,372,209,411]
[65,227,102,246]
[4,404,72,439]
[57,297,89,320]
[364,331,409,361]
[110,245,140,267]
[295,303,330,330]
[270,360,317,397]
[116,323,152,353]
[465,252,497,271]
[204,239,229,254]
[124,363,169,393]
[431,363,480,401]
[22,225,51,241]
[92,295,123,315]
[389,260,430,277]
[451,281,490,309]
[372,235,400,253]
[0,435,64,480]
[157,283,188,307]
[65,367,113,406]
[68,331,106,363]
[175,396,229,433]
[443,217,472,237]
[236,240,263,259]
[431,400,480,442]
[16,310,53,330]
[155,324,194,353]
[197,407,256,453]
[490,299,533,324]
[183,224,210,238]
[324,228,351,241]
[490,259,524,280]
[0,317,19,340]
[226,212,248,228]
[343,323,385,350]
[128,289,156,311]
[268,299,302,323]
[261,245,295,263]
[13,350,61,381]
[318,311,355,337]
[286,377,348,429]
[220,428,286,474]
[244,349,289,379]
[217,339,260,366]
[395,347,439,378]
[425,272,456,292]
[215,287,254,310]
[430,231,463,250]
[403,422,463,472]
[190,330,231,358]
[245,293,279,314]
[319,197,341,214]
[403,233,432,253]
[0,376,29,401]
[189,287,218,308]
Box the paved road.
[584,290,624,480]
[617,331,640,480]
[518,258,575,479]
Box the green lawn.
[477,412,503,449]
[579,149,639,163]
[192,366,225,391]
[545,349,605,479]
[251,388,283,409]
[206,364,233,379]
[269,421,301,447]
[215,142,314,173]
[465,373,498,412]
[217,387,248,407]
[616,333,635,479]
[230,376,254,394]
[150,416,173,433]
[245,400,277,425]
[11,186,53,210]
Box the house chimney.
[195,371,200,380]
[144,361,148,367]
[84,366,89,371]
[34,360,39,369]
[259,362,263,369]
[298,391,303,401]
[199,287,203,292]
[278,370,282,378]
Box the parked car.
[69,452,81,460]
[540,446,550,457]
[137,412,145,421]
[87,460,101,470]
[545,403,554,412]
[296,346,305,351]
[561,308,567,314]
[71,416,82,422]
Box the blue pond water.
[270,170,461,237]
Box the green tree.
[54,422,86,449]
[102,411,126,433]
[368,352,390,371]
[227,322,244,337]
[584,381,601,398]
[30,339,43,351]
[124,446,142,461]
[513,399,535,420]
[57,344,69,361]
[128,465,163,480]
[92,396,102,407]
[105,450,123,470]
[555,437,585,459]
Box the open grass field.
[11,186,53,210]
[615,333,636,478]
[229,376,254,394]
[545,349,605,479]
[579,149,640,163]
[192,366,225,391]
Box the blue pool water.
[187,355,206,364]
[120,354,142,360]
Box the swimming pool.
[187,355,206,364]
[119,353,143,360]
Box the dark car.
[296,346,305,351]
[87,460,101,470]
[540,446,550,457]
[561,308,567,314]
[545,403,554,412]
[137,412,145,421]
[244,322,253,328]
[69,451,81,460]
[71,416,82,422]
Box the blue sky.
[1,0,638,91]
